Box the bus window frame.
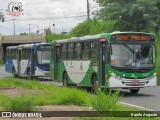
[90,40,98,60]
[36,46,51,66]
[74,42,81,60]
[81,41,90,60]
[67,43,74,60]
[61,43,67,60]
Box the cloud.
[0,0,97,35]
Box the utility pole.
[53,24,55,34]
[27,24,31,34]
[87,0,90,20]
[40,29,44,34]
[13,19,15,35]
[0,26,1,36]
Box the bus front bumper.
[108,76,157,88]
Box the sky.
[0,0,99,36]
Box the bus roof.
[6,43,50,49]
[51,31,154,43]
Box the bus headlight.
[35,67,39,70]
[110,71,116,77]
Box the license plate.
[132,80,140,85]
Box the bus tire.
[130,89,139,94]
[27,68,32,80]
[91,74,98,93]
[12,67,17,78]
[63,72,68,87]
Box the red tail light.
[100,38,107,42]
[55,44,61,46]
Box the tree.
[96,0,160,38]
[70,19,115,37]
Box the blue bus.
[5,43,51,79]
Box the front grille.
[122,79,149,86]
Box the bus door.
[99,40,106,86]
[31,49,35,76]
[54,44,61,80]
[17,48,22,75]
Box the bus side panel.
[5,59,18,74]
[59,60,65,82]
[79,61,98,86]
[50,57,54,80]
[63,60,93,86]
[5,59,14,73]
[20,59,30,76]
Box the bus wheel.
[27,68,32,80]
[91,74,98,93]
[130,89,139,94]
[63,72,68,87]
[12,67,17,78]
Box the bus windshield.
[37,50,50,65]
[110,44,155,68]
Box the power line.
[5,15,87,22]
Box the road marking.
[119,101,154,111]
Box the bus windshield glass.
[37,50,50,65]
[110,44,155,68]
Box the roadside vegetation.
[156,41,160,85]
[0,77,138,112]
[0,59,4,66]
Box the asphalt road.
[120,87,160,111]
[0,66,12,79]
[0,66,159,111]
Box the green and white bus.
[50,32,156,93]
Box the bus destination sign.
[111,34,154,41]
[119,35,148,41]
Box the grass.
[0,77,154,120]
[156,42,160,85]
[0,77,90,110]
[86,89,122,111]
[3,95,34,111]
[0,77,158,120]
[0,59,4,66]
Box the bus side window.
[68,43,74,59]
[14,49,16,59]
[13,49,15,59]
[57,47,60,61]
[22,49,25,60]
[75,43,81,59]
[11,49,14,59]
[61,44,67,59]
[82,42,90,60]
[90,41,98,60]
[6,50,8,59]
[29,49,31,59]
[8,50,10,59]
